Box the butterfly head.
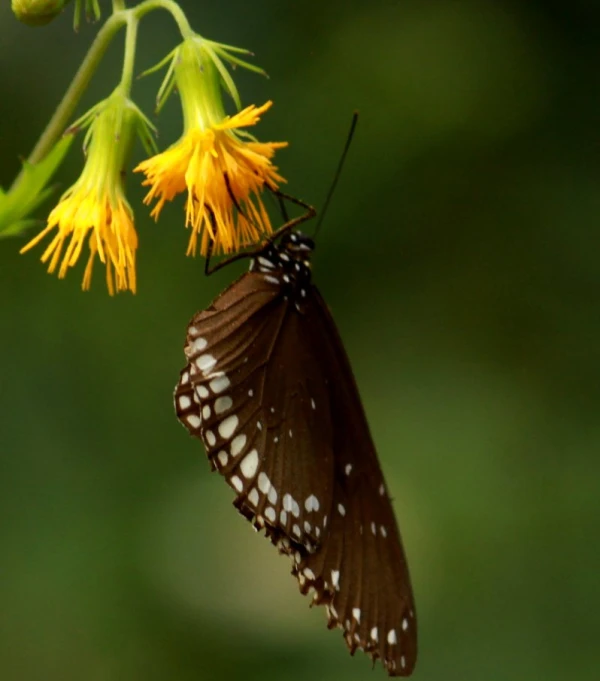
[280,230,315,254]
[250,231,314,296]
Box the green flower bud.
[12,0,68,26]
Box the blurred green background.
[1,1,599,679]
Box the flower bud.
[12,0,67,26]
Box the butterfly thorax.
[249,231,314,300]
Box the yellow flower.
[135,36,287,256]
[21,90,154,294]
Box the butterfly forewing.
[174,233,417,676]
[175,271,335,554]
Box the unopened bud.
[12,0,67,26]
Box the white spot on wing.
[402,617,409,631]
[380,526,388,538]
[191,337,207,352]
[345,463,352,475]
[230,434,246,457]
[268,486,277,504]
[370,627,378,642]
[305,495,320,512]
[196,354,216,373]
[310,398,316,409]
[178,395,192,410]
[205,430,216,446]
[248,487,259,507]
[186,414,201,429]
[263,275,279,285]
[387,629,397,645]
[240,449,259,479]
[265,506,276,522]
[230,475,243,492]
[217,451,228,467]
[337,503,346,516]
[209,374,230,393]
[202,404,211,419]
[352,608,361,623]
[280,509,288,525]
[257,472,272,494]
[218,415,238,439]
[196,385,209,399]
[214,396,233,414]
[331,570,340,589]
[283,493,293,512]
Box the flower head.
[21,90,155,294]
[135,36,287,256]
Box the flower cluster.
[20,27,287,294]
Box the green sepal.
[0,134,74,238]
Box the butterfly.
[174,193,417,675]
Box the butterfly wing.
[174,272,335,555]
[292,287,417,676]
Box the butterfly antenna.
[314,111,359,237]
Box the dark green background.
[1,1,599,680]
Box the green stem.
[112,0,126,11]
[10,12,127,192]
[120,12,138,94]
[133,0,193,37]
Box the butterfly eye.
[174,229,417,676]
